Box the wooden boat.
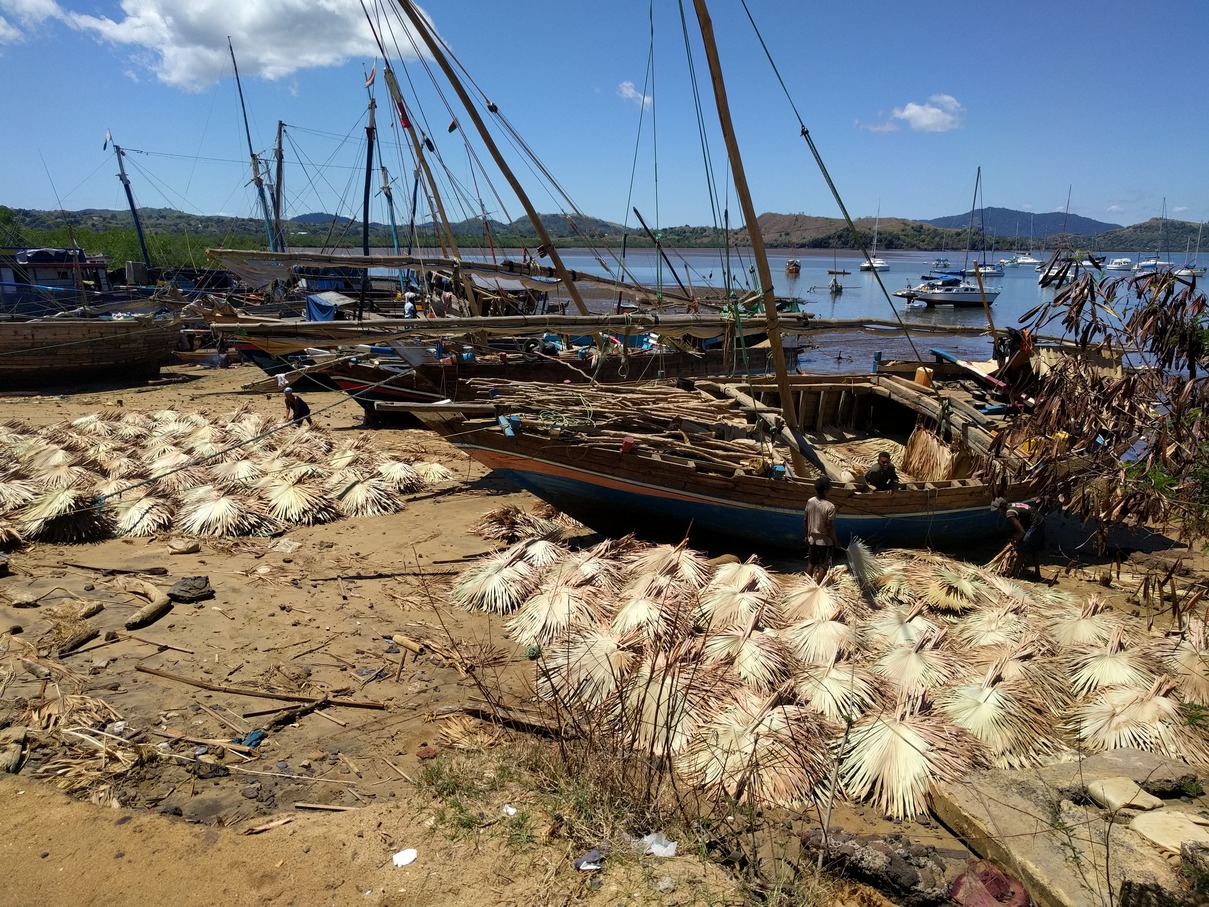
[0,314,182,387]
[785,258,801,275]
[384,373,1035,549]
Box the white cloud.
[1172,205,1190,214]
[0,0,62,42]
[890,94,963,132]
[1107,204,1123,213]
[52,0,425,90]
[856,117,899,134]
[618,80,651,108]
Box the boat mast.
[112,142,152,271]
[690,0,805,474]
[396,0,591,316]
[357,95,377,321]
[228,38,276,252]
[272,120,286,253]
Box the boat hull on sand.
[0,315,181,386]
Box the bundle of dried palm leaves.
[451,537,1209,821]
[0,408,458,542]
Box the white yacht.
[1105,257,1133,271]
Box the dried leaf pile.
[0,408,455,545]
[453,536,1209,820]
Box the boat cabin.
[0,247,112,315]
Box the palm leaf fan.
[0,420,34,446]
[866,602,936,650]
[845,537,883,594]
[922,565,986,614]
[938,671,1063,768]
[41,427,96,452]
[611,574,693,643]
[327,446,363,471]
[871,630,955,696]
[784,602,861,664]
[964,639,1068,713]
[113,494,176,537]
[177,489,275,537]
[1045,595,1122,648]
[611,653,734,756]
[471,504,561,543]
[226,413,271,442]
[537,625,637,708]
[681,688,833,806]
[209,458,264,487]
[1075,675,1209,762]
[0,519,23,549]
[703,626,793,692]
[259,475,342,525]
[550,548,622,591]
[83,441,120,464]
[15,487,114,543]
[954,602,1033,648]
[331,475,401,518]
[114,421,150,443]
[150,409,181,423]
[509,537,568,568]
[0,476,38,510]
[413,461,455,484]
[451,551,540,613]
[71,413,121,438]
[376,460,423,492]
[1068,628,1155,696]
[709,556,778,594]
[92,477,138,499]
[696,583,775,629]
[264,458,324,483]
[982,574,1031,606]
[32,461,95,490]
[1150,619,1209,706]
[791,658,881,723]
[21,443,73,473]
[839,705,985,821]
[625,542,711,588]
[103,455,145,479]
[506,585,594,647]
[221,402,254,423]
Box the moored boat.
[1105,257,1133,271]
[0,313,182,386]
[893,278,1000,307]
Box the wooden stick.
[294,802,357,812]
[135,664,387,710]
[195,701,247,735]
[125,596,172,631]
[123,633,194,654]
[389,634,426,656]
[243,816,294,835]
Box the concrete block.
[1131,811,1209,855]
[1088,777,1164,812]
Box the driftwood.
[56,626,99,656]
[135,664,387,710]
[124,596,173,631]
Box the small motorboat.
[785,258,801,275]
[1105,257,1133,271]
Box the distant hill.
[922,207,1122,239]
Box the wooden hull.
[405,374,1034,551]
[0,316,181,386]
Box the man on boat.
[864,451,901,491]
[992,497,1045,580]
[804,476,838,581]
[403,293,418,319]
[282,387,315,428]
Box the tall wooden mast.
[690,0,805,474]
[397,0,590,316]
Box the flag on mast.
[447,118,458,133]
[365,62,376,87]
[103,129,112,151]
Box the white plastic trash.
[392,848,417,867]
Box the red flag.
[396,100,410,129]
[365,63,376,87]
[447,118,458,134]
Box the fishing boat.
[0,312,182,386]
[389,373,1034,548]
[785,258,801,275]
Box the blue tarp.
[305,293,337,321]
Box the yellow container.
[914,366,933,387]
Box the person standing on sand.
[992,497,1045,579]
[282,387,315,427]
[804,476,838,581]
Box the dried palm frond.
[703,626,793,692]
[1045,595,1122,648]
[209,458,264,487]
[103,455,144,479]
[177,490,275,537]
[1068,628,1156,696]
[866,602,936,649]
[538,625,637,707]
[114,422,150,442]
[150,409,181,423]
[331,475,401,518]
[779,578,834,622]
[376,460,424,492]
[92,477,138,499]
[612,653,732,756]
[21,443,73,472]
[681,689,833,806]
[625,542,710,588]
[413,461,455,484]
[31,462,94,490]
[226,413,271,441]
[1075,676,1209,762]
[955,602,1033,649]
[709,557,778,594]
[263,458,324,483]
[871,631,954,697]
[327,446,364,470]
[784,604,861,664]
[510,538,567,568]
[846,537,883,593]
[506,585,594,647]
[452,551,539,613]
[611,574,693,643]
[839,706,984,820]
[550,548,622,591]
[0,476,38,510]
[922,565,987,613]
[260,475,341,525]
[1150,619,1209,705]
[436,715,503,750]
[964,640,1068,713]
[986,542,1020,577]
[471,504,563,543]
[939,673,1063,768]
[0,420,34,446]
[15,487,113,543]
[113,494,176,537]
[696,586,774,629]
[791,658,881,723]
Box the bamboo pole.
[397,0,590,318]
[690,0,806,475]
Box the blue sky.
[2,0,1206,234]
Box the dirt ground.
[0,362,1198,907]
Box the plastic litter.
[573,848,605,871]
[392,848,417,867]
[640,832,677,858]
[502,804,517,817]
[231,729,267,748]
